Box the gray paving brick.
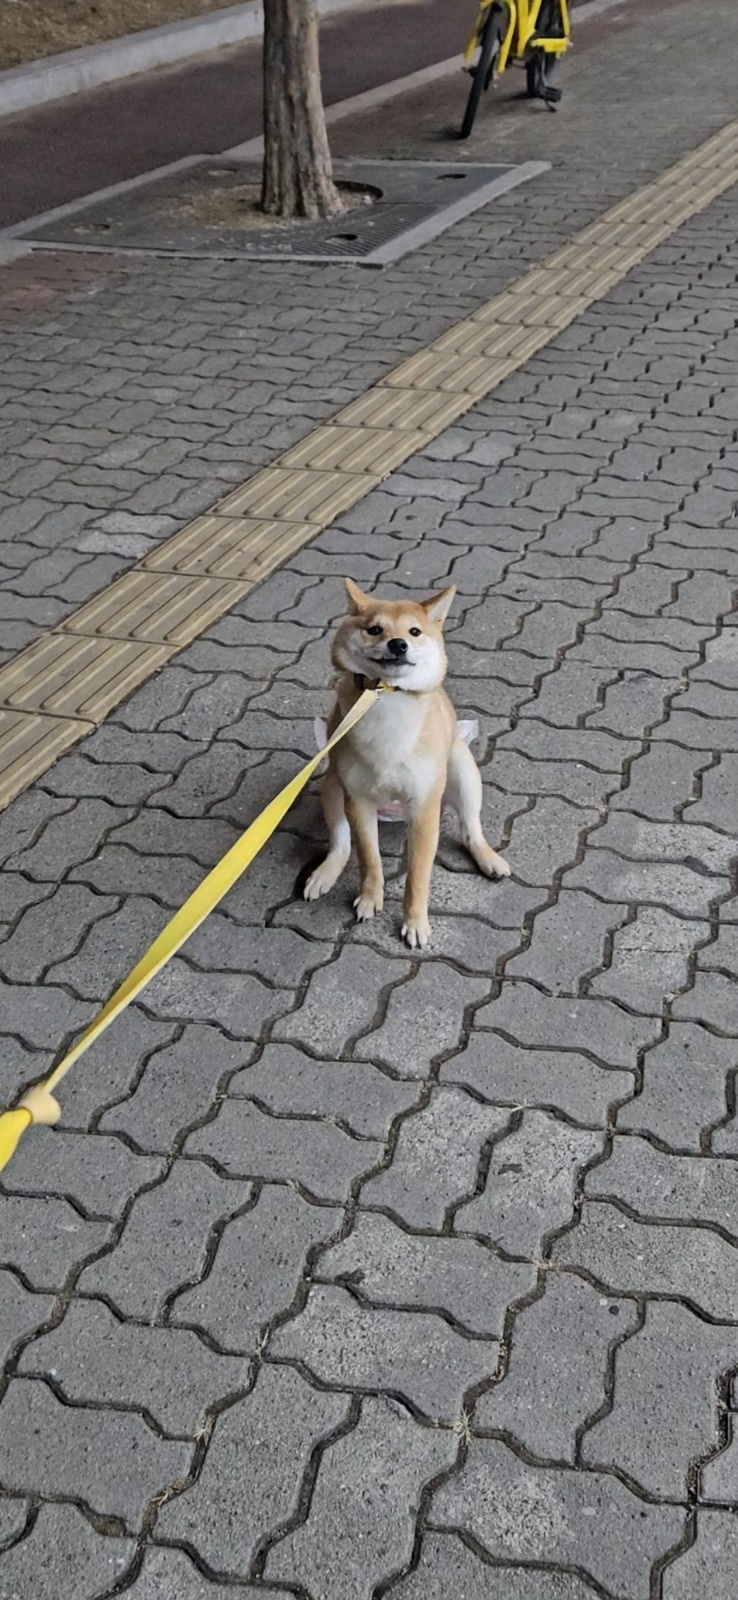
[274,946,409,1059]
[319,1211,533,1335]
[567,628,695,678]
[489,749,619,807]
[498,722,635,773]
[617,1023,734,1150]
[590,907,708,1011]
[229,1043,420,1138]
[445,671,532,724]
[98,1026,249,1153]
[362,1087,509,1229]
[498,797,599,888]
[583,1300,738,1498]
[350,907,519,973]
[663,1510,738,1599]
[563,848,727,918]
[42,753,169,807]
[1,1194,110,1292]
[692,631,738,688]
[171,1185,340,1351]
[700,1416,738,1503]
[0,873,53,927]
[0,1379,191,1530]
[654,707,738,749]
[431,1437,683,1600]
[590,669,680,737]
[267,1396,456,1600]
[685,754,738,833]
[552,1201,738,1321]
[516,663,604,728]
[20,1298,246,1435]
[77,1161,252,1320]
[441,1032,633,1125]
[7,799,131,881]
[603,563,682,616]
[699,923,738,979]
[59,1008,177,1130]
[154,740,256,817]
[476,1274,638,1459]
[507,603,597,659]
[0,1497,29,1549]
[187,918,334,988]
[1,1128,163,1217]
[386,864,542,929]
[44,897,181,1001]
[109,807,238,866]
[673,971,738,1034]
[0,1270,54,1367]
[0,1503,134,1600]
[82,724,207,773]
[117,1546,292,1598]
[446,643,544,687]
[143,958,293,1036]
[160,673,258,743]
[0,976,94,1056]
[73,841,204,909]
[270,1283,494,1422]
[157,1363,348,1571]
[507,892,626,995]
[475,985,658,1070]
[591,812,737,873]
[0,1035,41,1115]
[391,1532,600,1600]
[457,1111,602,1257]
[612,741,710,820]
[586,1135,738,1234]
[670,679,738,721]
[187,1098,382,1201]
[354,965,488,1078]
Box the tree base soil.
[170,177,375,229]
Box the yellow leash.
[0,684,387,1173]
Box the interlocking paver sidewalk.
[2,0,738,1596]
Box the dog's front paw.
[304,859,339,901]
[354,887,384,921]
[401,914,431,949]
[478,845,511,880]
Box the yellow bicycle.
[460,0,570,139]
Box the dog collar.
[354,674,395,694]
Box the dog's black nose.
[387,638,409,658]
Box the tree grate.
[17,158,548,267]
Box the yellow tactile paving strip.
[1,116,738,809]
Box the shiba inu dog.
[304,579,510,948]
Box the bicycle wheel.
[526,0,563,103]
[459,6,505,140]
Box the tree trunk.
[261,0,345,220]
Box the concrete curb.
[0,0,368,119]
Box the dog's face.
[332,579,455,691]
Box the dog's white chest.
[339,693,436,808]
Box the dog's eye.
[409,627,422,637]
[366,624,383,637]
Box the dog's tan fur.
[304,579,510,948]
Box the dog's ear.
[421,586,456,626]
[344,578,372,615]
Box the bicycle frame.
[463,0,570,71]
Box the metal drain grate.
[17,158,548,267]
